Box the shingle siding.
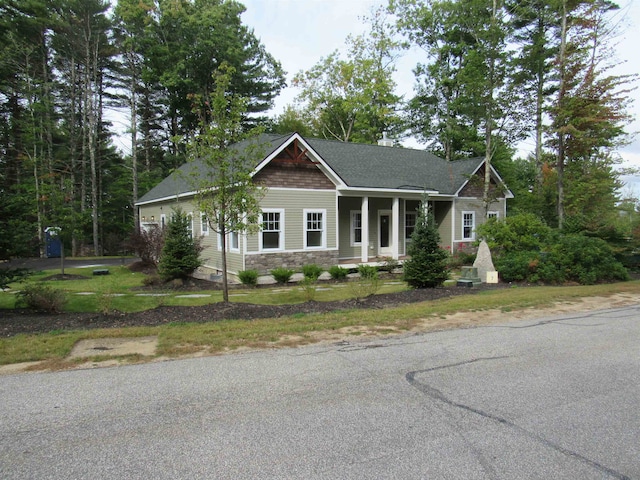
[253,159,335,190]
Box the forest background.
[0,0,638,260]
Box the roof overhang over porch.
[336,186,455,200]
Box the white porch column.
[361,196,369,263]
[392,197,400,260]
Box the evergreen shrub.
[495,251,540,282]
[357,264,378,279]
[302,264,323,281]
[238,269,259,286]
[403,207,449,288]
[476,213,554,254]
[158,209,203,280]
[328,266,348,280]
[271,267,294,284]
[540,235,629,284]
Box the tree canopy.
[0,0,284,258]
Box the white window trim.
[350,210,362,246]
[229,230,240,252]
[462,211,476,240]
[259,208,285,251]
[487,211,499,219]
[201,213,209,236]
[405,211,417,240]
[160,213,166,230]
[304,209,326,250]
[187,212,194,239]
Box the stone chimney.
[378,132,393,147]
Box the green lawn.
[2,265,639,370]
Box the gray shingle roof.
[137,134,290,204]
[137,133,483,204]
[305,137,481,194]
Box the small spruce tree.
[158,208,202,281]
[403,205,449,288]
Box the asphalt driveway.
[2,256,138,271]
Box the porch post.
[361,196,369,263]
[392,197,400,260]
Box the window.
[487,211,499,220]
[462,212,475,240]
[201,213,209,236]
[230,231,239,251]
[304,210,325,249]
[261,210,283,250]
[160,214,166,230]
[405,212,416,240]
[187,212,194,238]
[351,211,362,246]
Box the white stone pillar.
[361,196,369,263]
[392,197,400,260]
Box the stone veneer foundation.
[245,250,339,274]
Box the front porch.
[337,195,453,265]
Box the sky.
[239,0,640,195]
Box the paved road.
[1,305,639,479]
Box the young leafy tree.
[186,64,266,302]
[293,8,403,143]
[268,105,314,136]
[403,202,449,288]
[158,208,202,281]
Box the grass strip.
[2,281,639,368]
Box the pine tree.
[403,205,449,288]
[158,209,202,281]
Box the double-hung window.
[201,213,209,236]
[261,210,283,250]
[462,212,475,240]
[229,230,239,251]
[304,210,325,249]
[187,212,194,238]
[405,212,416,241]
[351,211,362,246]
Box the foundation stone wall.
[245,250,339,274]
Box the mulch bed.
[0,281,510,337]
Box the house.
[136,132,512,275]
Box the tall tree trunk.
[483,0,498,215]
[533,10,546,193]
[131,74,139,229]
[85,31,100,256]
[556,0,568,229]
[70,60,80,257]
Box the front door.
[378,210,392,255]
